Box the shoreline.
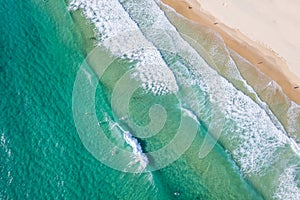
[161,0,300,105]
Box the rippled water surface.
[1,0,300,199]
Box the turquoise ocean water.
[1,0,300,199]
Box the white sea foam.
[68,0,177,172]
[68,0,178,95]
[117,0,292,175]
[273,166,300,200]
[111,122,148,172]
[287,102,300,136]
[70,0,294,178]
[181,107,200,125]
[225,89,287,174]
[70,0,300,194]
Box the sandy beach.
[162,0,300,105]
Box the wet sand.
[162,0,300,105]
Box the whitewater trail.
[118,0,290,175]
[68,0,300,198]
[68,0,178,96]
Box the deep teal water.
[1,0,292,199]
[0,0,130,199]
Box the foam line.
[118,0,299,175]
[69,0,300,196]
[68,0,178,95]
[111,122,149,172]
[273,166,300,200]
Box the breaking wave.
[69,0,300,198]
[68,0,178,95]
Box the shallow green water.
[1,0,299,199]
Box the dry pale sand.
[162,0,300,105]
